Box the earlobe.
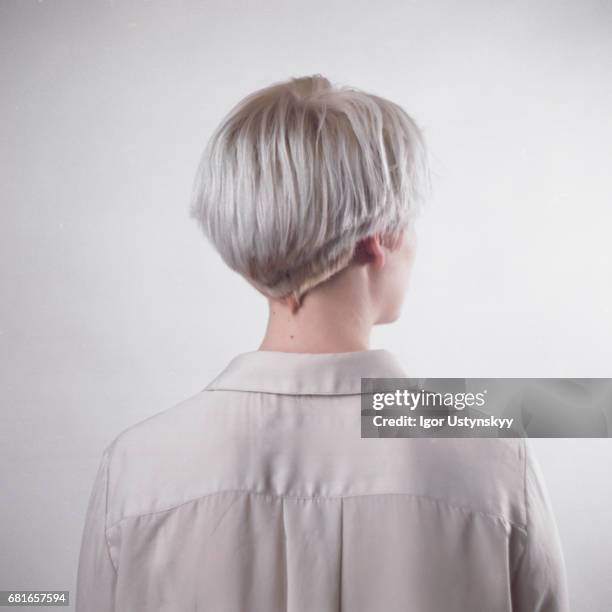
[372,235,386,268]
[366,234,385,268]
[355,235,385,268]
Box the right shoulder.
[398,438,528,530]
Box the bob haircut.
[190,74,430,302]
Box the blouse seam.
[203,387,363,397]
[102,445,119,574]
[338,498,344,611]
[522,437,529,531]
[510,439,531,583]
[281,497,288,611]
[105,489,526,532]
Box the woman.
[76,75,569,611]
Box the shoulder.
[101,390,224,526]
[391,437,528,529]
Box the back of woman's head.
[190,74,430,302]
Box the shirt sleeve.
[75,444,117,612]
[511,439,570,612]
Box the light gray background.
[1,1,611,610]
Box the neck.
[258,268,375,353]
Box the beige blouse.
[76,349,569,611]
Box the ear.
[353,235,386,268]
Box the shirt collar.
[205,349,408,396]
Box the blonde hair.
[190,74,430,302]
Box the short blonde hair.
[190,74,430,301]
